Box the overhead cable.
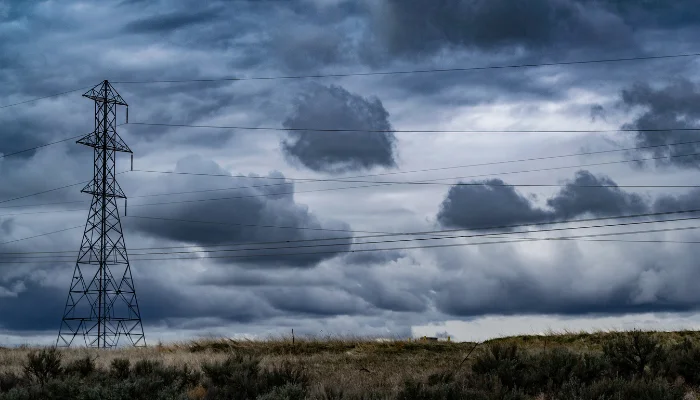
[126,121,700,134]
[111,52,700,84]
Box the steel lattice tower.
[57,80,146,348]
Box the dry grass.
[2,330,700,398]
[0,336,475,394]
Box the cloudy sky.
[2,0,700,346]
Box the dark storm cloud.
[0,115,77,160]
[0,275,276,331]
[430,168,700,317]
[137,278,277,326]
[0,282,64,331]
[546,171,649,219]
[589,0,700,28]
[437,178,550,229]
[263,287,369,317]
[127,155,352,267]
[282,84,397,173]
[343,274,428,313]
[438,170,651,229]
[653,189,700,214]
[365,0,633,58]
[435,266,700,317]
[621,80,700,169]
[122,8,222,33]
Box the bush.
[256,383,306,400]
[131,360,200,395]
[64,355,96,377]
[263,361,309,390]
[396,379,464,400]
[0,372,22,392]
[132,359,162,376]
[23,348,62,385]
[602,331,664,378]
[427,371,455,386]
[202,355,264,399]
[523,348,607,393]
[471,343,526,389]
[201,355,309,400]
[560,377,686,400]
[314,386,345,400]
[0,376,82,400]
[396,378,528,400]
[663,338,700,385]
[110,358,130,380]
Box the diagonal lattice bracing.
[57,80,145,348]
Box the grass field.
[1,330,700,399]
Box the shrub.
[110,358,130,380]
[560,377,686,400]
[602,331,664,378]
[202,355,263,399]
[23,348,62,385]
[395,380,463,400]
[570,353,609,384]
[64,355,96,377]
[263,361,309,390]
[523,348,607,393]
[0,372,23,392]
[256,383,306,400]
[427,371,455,386]
[471,343,526,389]
[396,378,528,400]
[0,376,82,400]
[314,386,345,400]
[523,347,580,392]
[132,359,162,376]
[201,356,309,400]
[663,338,700,385]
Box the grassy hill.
[1,330,699,399]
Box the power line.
[125,215,392,235]
[0,208,87,217]
[129,173,700,190]
[0,135,84,160]
[12,223,700,260]
[4,223,697,264]
[115,214,700,256]
[118,149,700,209]
[118,152,700,210]
[111,52,700,84]
[0,124,126,161]
[126,121,700,134]
[0,225,83,246]
[120,209,700,248]
[0,86,90,110]
[122,139,700,199]
[124,225,700,262]
[6,197,700,254]
[0,181,89,206]
[3,136,699,211]
[0,171,128,208]
[9,208,700,257]
[252,138,700,182]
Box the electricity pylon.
[57,80,145,348]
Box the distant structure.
[57,81,146,348]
